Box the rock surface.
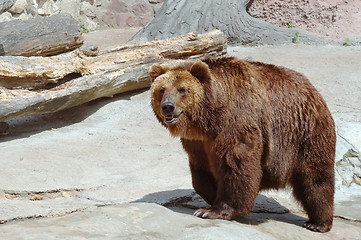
[0,0,164,30]
[0,31,361,239]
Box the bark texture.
[129,0,325,45]
[0,13,84,57]
[0,30,227,122]
[0,0,16,14]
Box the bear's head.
[149,61,211,139]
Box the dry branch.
[0,30,227,122]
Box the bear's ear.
[149,64,167,82]
[190,61,211,84]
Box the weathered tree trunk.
[0,0,16,14]
[128,0,325,46]
[0,13,83,57]
[0,30,227,122]
[0,52,81,89]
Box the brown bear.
[149,56,335,233]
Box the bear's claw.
[193,206,234,220]
[194,208,211,218]
[303,221,332,233]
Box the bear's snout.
[162,102,175,116]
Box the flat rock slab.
[0,203,360,240]
[0,44,361,238]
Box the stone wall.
[0,0,164,31]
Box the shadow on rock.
[0,88,147,142]
[135,189,307,228]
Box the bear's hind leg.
[292,166,334,233]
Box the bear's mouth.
[163,111,183,125]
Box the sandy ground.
[82,27,141,49]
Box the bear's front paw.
[303,221,332,233]
[193,204,235,220]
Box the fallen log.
[0,13,83,57]
[0,30,227,122]
[0,31,226,90]
[0,52,80,89]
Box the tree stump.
[128,0,326,46]
[0,13,84,57]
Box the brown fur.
[149,56,336,233]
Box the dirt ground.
[249,0,361,42]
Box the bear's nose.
[162,102,175,115]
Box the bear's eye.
[159,88,165,95]
[178,88,186,94]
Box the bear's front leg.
[194,134,263,220]
[181,139,217,205]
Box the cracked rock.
[336,149,361,186]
